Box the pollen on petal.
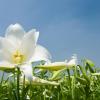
[12,50,25,64]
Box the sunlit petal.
[30,45,51,62]
[67,54,77,66]
[0,37,16,62]
[0,50,4,61]
[27,29,39,45]
[19,31,39,61]
[5,23,25,45]
[20,63,33,80]
[0,60,14,71]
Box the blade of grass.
[17,67,20,100]
[78,65,90,84]
[0,72,4,84]
[72,76,75,100]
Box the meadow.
[0,59,100,100]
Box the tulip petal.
[30,45,51,62]
[5,23,25,45]
[20,63,33,80]
[19,31,39,61]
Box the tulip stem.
[17,67,20,100]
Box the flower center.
[12,50,25,64]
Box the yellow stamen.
[12,50,25,64]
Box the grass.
[0,59,100,100]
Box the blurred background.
[0,0,100,66]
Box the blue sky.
[0,0,100,66]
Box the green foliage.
[0,59,100,100]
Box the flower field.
[0,24,100,100]
[0,59,100,100]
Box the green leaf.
[72,76,75,99]
[78,65,90,84]
[85,59,95,73]
[76,77,88,85]
[0,66,15,73]
[49,68,66,81]
[86,59,95,67]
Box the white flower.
[24,76,59,85]
[36,54,77,71]
[0,23,51,80]
[66,54,78,66]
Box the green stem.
[67,69,71,90]
[22,75,25,100]
[14,70,16,83]
[17,67,20,100]
[1,72,4,84]
[44,95,46,100]
[58,91,60,100]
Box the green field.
[0,59,100,100]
